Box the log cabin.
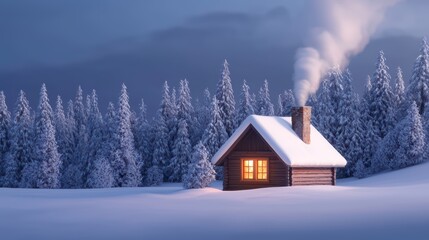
[211,106,347,191]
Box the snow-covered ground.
[1,163,429,240]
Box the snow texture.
[1,161,429,240]
[212,115,347,167]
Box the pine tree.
[277,89,295,116]
[3,91,33,187]
[158,81,176,180]
[393,67,406,108]
[194,88,211,141]
[407,38,429,115]
[368,51,394,140]
[256,79,274,116]
[183,142,215,189]
[149,112,169,186]
[34,84,61,188]
[168,119,192,182]
[135,99,154,184]
[84,90,105,187]
[236,80,254,125]
[216,59,236,136]
[395,101,425,168]
[360,75,380,171]
[338,70,364,177]
[202,97,228,180]
[177,79,196,144]
[374,101,425,171]
[110,84,141,187]
[67,86,88,188]
[0,91,11,185]
[86,156,114,188]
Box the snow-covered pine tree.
[0,91,11,185]
[374,101,425,172]
[86,155,114,188]
[393,67,405,109]
[202,96,228,180]
[67,86,88,188]
[148,112,169,186]
[58,100,76,188]
[54,96,75,188]
[84,90,105,187]
[216,59,236,136]
[34,84,61,188]
[407,38,429,115]
[135,99,154,184]
[277,89,295,116]
[183,141,215,189]
[168,119,192,182]
[338,69,364,177]
[313,77,330,131]
[236,80,254,125]
[276,94,283,117]
[194,88,211,141]
[177,79,196,144]
[313,67,344,147]
[256,79,275,116]
[360,75,380,172]
[158,81,176,180]
[3,91,33,187]
[368,51,394,140]
[395,101,425,168]
[110,84,141,187]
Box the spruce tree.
[3,91,33,187]
[277,89,295,116]
[86,155,114,188]
[368,51,394,140]
[177,79,196,144]
[183,142,215,189]
[34,84,61,188]
[84,90,105,187]
[236,80,254,125]
[393,67,405,109]
[202,97,228,180]
[194,88,211,141]
[256,79,274,116]
[135,99,154,184]
[395,101,425,168]
[407,38,429,115]
[158,81,176,180]
[110,84,141,187]
[168,119,192,182]
[216,59,236,136]
[0,91,11,185]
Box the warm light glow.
[242,159,268,181]
[257,160,267,180]
[243,160,254,179]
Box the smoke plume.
[293,0,399,106]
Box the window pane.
[243,160,255,179]
[257,160,267,180]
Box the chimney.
[291,106,311,144]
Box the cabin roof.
[211,115,347,167]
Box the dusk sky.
[1,0,429,115]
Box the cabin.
[211,107,347,191]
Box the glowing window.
[257,160,268,180]
[242,159,268,181]
[243,160,254,179]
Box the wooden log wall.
[290,167,335,186]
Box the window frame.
[241,158,269,182]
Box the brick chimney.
[291,106,311,144]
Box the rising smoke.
[293,0,399,106]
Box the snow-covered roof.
[212,115,347,167]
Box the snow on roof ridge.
[211,114,347,167]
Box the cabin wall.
[289,167,336,186]
[223,127,289,191]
